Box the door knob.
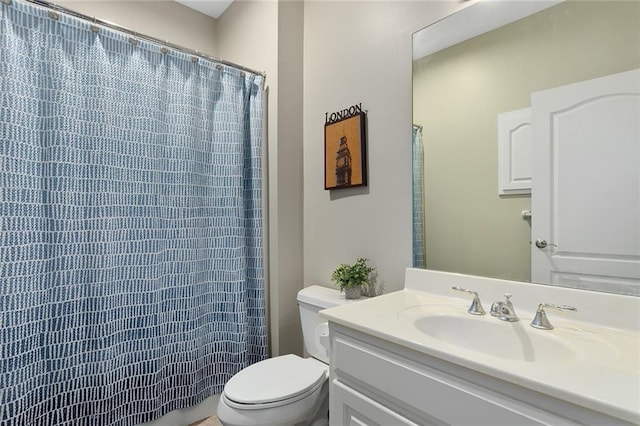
[535,239,557,249]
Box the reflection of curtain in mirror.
[412,125,426,268]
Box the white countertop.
[319,270,640,424]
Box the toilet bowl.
[217,285,354,426]
[217,355,329,426]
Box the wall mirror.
[412,0,640,295]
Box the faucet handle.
[451,286,485,315]
[530,303,577,330]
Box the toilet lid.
[223,354,328,405]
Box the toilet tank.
[297,285,350,364]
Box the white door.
[531,68,640,295]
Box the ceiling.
[174,0,234,19]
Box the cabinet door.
[332,333,580,426]
[331,380,424,426]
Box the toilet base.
[307,389,329,426]
[217,381,329,426]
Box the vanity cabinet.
[328,324,632,426]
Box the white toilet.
[216,285,351,426]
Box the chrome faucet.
[490,293,519,322]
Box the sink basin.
[412,313,577,363]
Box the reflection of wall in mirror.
[412,1,640,282]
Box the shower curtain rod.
[10,0,267,78]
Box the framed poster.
[324,111,367,190]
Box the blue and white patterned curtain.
[0,1,267,424]
[412,125,426,269]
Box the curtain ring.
[129,30,138,46]
[48,4,60,20]
[90,16,99,33]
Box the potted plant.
[331,258,376,299]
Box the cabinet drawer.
[333,334,576,425]
[331,379,420,426]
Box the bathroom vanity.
[320,269,640,425]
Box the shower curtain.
[412,126,426,269]
[0,1,267,425]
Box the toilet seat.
[222,354,328,410]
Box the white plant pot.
[344,286,362,300]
